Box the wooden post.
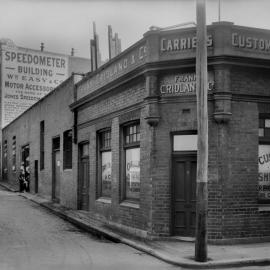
[218,0,221,21]
[195,0,208,262]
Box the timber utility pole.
[195,0,208,262]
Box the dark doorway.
[34,160,39,193]
[21,145,30,192]
[78,143,89,210]
[172,155,197,236]
[52,137,60,202]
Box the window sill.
[258,204,270,212]
[120,201,140,209]
[96,197,111,204]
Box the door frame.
[52,136,60,202]
[77,141,90,210]
[34,160,39,193]
[21,144,30,192]
[171,152,197,236]
[170,130,197,236]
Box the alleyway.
[0,187,174,270]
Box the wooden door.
[52,150,60,202]
[34,160,38,193]
[78,144,89,210]
[172,155,197,236]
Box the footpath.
[1,182,270,269]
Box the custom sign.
[1,45,68,127]
[232,32,270,52]
[258,145,270,201]
[159,72,214,96]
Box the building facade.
[3,22,270,243]
[2,74,83,208]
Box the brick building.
[3,22,270,243]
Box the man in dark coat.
[18,166,26,192]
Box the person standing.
[25,166,30,192]
[18,166,26,192]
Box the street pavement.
[0,187,176,270]
[1,184,270,270]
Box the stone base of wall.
[209,236,270,245]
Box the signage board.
[1,45,68,127]
[102,151,112,196]
[232,32,270,52]
[159,72,214,96]
[77,43,147,99]
[126,148,140,199]
[160,34,213,53]
[258,145,270,202]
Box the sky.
[1,0,270,61]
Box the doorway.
[78,143,89,210]
[172,154,197,236]
[52,137,60,202]
[21,144,30,192]
[34,160,39,193]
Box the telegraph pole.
[218,0,221,21]
[195,0,208,262]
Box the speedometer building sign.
[1,44,68,127]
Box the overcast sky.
[1,0,270,60]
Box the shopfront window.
[258,116,270,203]
[98,129,112,197]
[123,122,140,201]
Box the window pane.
[125,148,140,200]
[124,123,140,145]
[82,144,89,156]
[265,119,270,128]
[258,145,270,202]
[101,151,112,197]
[259,128,264,137]
[259,119,265,128]
[173,135,197,151]
[265,128,270,137]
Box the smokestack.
[108,25,121,60]
[108,25,112,60]
[90,21,98,71]
[40,42,44,51]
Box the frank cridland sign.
[159,72,214,96]
[1,45,68,127]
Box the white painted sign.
[159,72,214,96]
[1,45,68,127]
[258,145,270,201]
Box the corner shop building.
[3,22,270,243]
